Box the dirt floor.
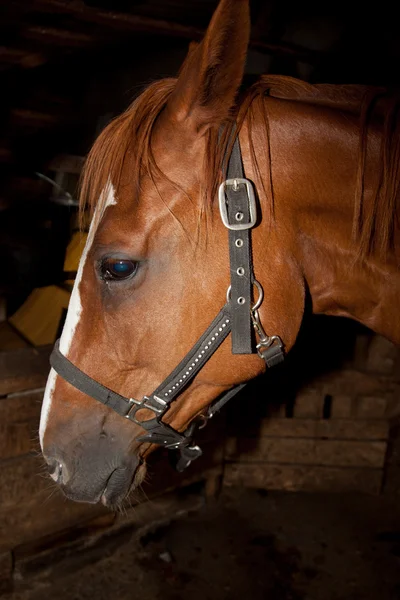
[4,487,400,600]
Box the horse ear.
[166,0,250,132]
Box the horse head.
[39,0,315,507]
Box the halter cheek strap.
[49,130,285,472]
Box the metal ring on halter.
[196,414,209,430]
[226,280,264,310]
[252,280,264,310]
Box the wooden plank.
[0,346,51,395]
[0,389,43,424]
[13,512,115,564]
[330,395,355,418]
[0,455,105,550]
[0,550,12,593]
[11,108,60,126]
[356,396,388,419]
[0,494,105,553]
[225,437,387,468]
[0,46,46,69]
[365,335,398,376]
[329,394,391,419]
[0,322,29,351]
[22,26,96,47]
[0,388,42,460]
[224,463,383,494]
[293,389,324,418]
[314,369,393,397]
[0,455,52,509]
[0,422,35,460]
[0,388,43,459]
[24,0,323,63]
[234,418,389,440]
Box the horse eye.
[100,259,138,281]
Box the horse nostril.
[47,459,64,483]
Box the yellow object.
[63,231,87,272]
[7,232,87,346]
[9,286,71,346]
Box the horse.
[39,0,400,507]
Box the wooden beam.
[224,463,383,494]
[22,25,96,47]
[0,46,26,62]
[11,108,60,125]
[25,0,323,64]
[229,417,389,441]
[17,0,204,40]
[225,437,387,468]
[0,45,47,68]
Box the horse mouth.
[100,460,146,507]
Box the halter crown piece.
[50,128,285,472]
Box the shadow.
[226,311,372,455]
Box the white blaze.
[39,180,117,448]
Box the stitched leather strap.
[50,305,232,426]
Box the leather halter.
[50,130,285,472]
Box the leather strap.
[51,339,133,416]
[50,305,232,426]
[221,134,255,354]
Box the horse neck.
[249,93,400,344]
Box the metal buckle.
[125,395,167,423]
[218,178,257,230]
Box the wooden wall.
[225,331,400,494]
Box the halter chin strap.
[49,130,285,472]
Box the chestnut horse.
[39,0,400,507]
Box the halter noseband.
[49,130,285,472]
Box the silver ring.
[252,280,264,310]
[226,280,264,310]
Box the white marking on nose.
[39,179,117,449]
[39,367,57,447]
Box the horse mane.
[80,74,400,260]
[252,75,400,260]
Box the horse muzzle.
[43,439,143,507]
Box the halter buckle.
[218,178,257,230]
[125,395,168,423]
